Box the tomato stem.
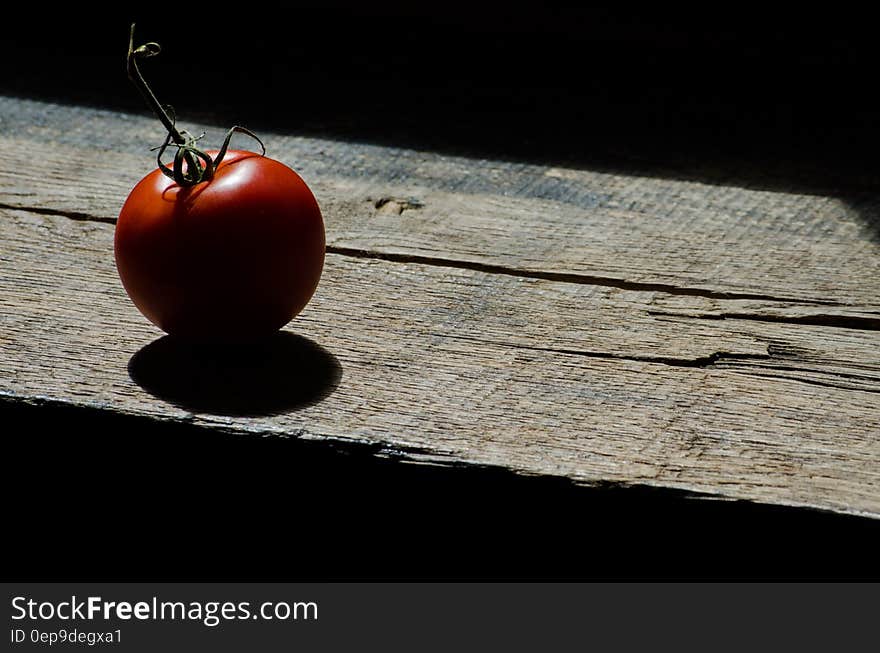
[126,25,184,146]
[126,24,267,187]
[127,24,212,186]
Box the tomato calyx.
[152,124,266,187]
[126,24,266,187]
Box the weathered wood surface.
[1,96,879,518]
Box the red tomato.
[115,150,325,340]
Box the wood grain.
[2,207,879,517]
[2,96,879,518]
[1,97,879,312]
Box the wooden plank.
[2,208,879,517]
[1,97,879,314]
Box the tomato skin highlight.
[115,150,325,340]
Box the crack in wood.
[0,202,116,225]
[440,332,766,368]
[723,371,880,394]
[326,246,842,305]
[648,310,880,331]
[0,202,853,307]
[441,333,880,393]
[531,346,766,369]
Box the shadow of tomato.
[128,331,341,417]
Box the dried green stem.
[126,24,266,187]
[127,25,186,147]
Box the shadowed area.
[3,397,879,581]
[4,8,880,241]
[128,331,341,416]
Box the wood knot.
[374,197,424,215]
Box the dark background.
[2,5,879,580]
[3,5,879,190]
